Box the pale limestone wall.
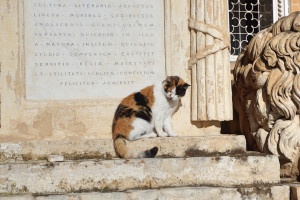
[291,0,300,12]
[0,0,226,142]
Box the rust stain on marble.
[67,119,87,135]
[7,0,11,13]
[33,111,53,138]
[6,74,12,90]
[14,60,23,103]
[10,50,14,60]
[55,108,87,135]
[15,122,28,135]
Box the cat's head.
[162,76,190,101]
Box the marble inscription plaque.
[25,0,165,100]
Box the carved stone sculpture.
[189,0,232,122]
[233,11,300,177]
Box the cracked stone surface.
[0,154,280,194]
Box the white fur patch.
[128,82,181,140]
[152,83,180,136]
[128,118,153,141]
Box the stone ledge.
[0,135,246,162]
[0,185,290,200]
[0,154,280,194]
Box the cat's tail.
[114,135,158,159]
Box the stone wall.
[0,0,232,142]
[291,0,300,13]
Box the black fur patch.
[112,120,116,132]
[133,93,152,122]
[113,96,152,127]
[114,105,134,120]
[134,92,149,106]
[135,111,151,122]
[135,106,152,122]
[176,85,187,96]
[145,147,158,158]
[172,76,179,85]
[112,105,134,132]
[140,131,147,136]
[115,134,126,140]
[164,82,172,92]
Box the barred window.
[228,0,274,56]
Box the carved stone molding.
[189,0,232,121]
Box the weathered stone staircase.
[0,135,290,199]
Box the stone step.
[0,135,246,162]
[0,154,280,194]
[0,185,290,200]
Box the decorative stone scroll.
[233,12,300,177]
[189,0,232,121]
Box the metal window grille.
[228,0,273,57]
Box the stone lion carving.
[233,12,300,177]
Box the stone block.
[0,154,280,194]
[0,185,290,200]
[291,185,300,200]
[47,155,64,162]
[0,135,246,162]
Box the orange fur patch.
[178,78,186,86]
[112,85,154,140]
[140,85,154,107]
[112,117,135,140]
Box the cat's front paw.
[148,132,158,138]
[157,131,168,137]
[168,132,178,137]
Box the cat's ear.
[183,83,191,89]
[166,76,172,82]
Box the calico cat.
[112,76,190,159]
